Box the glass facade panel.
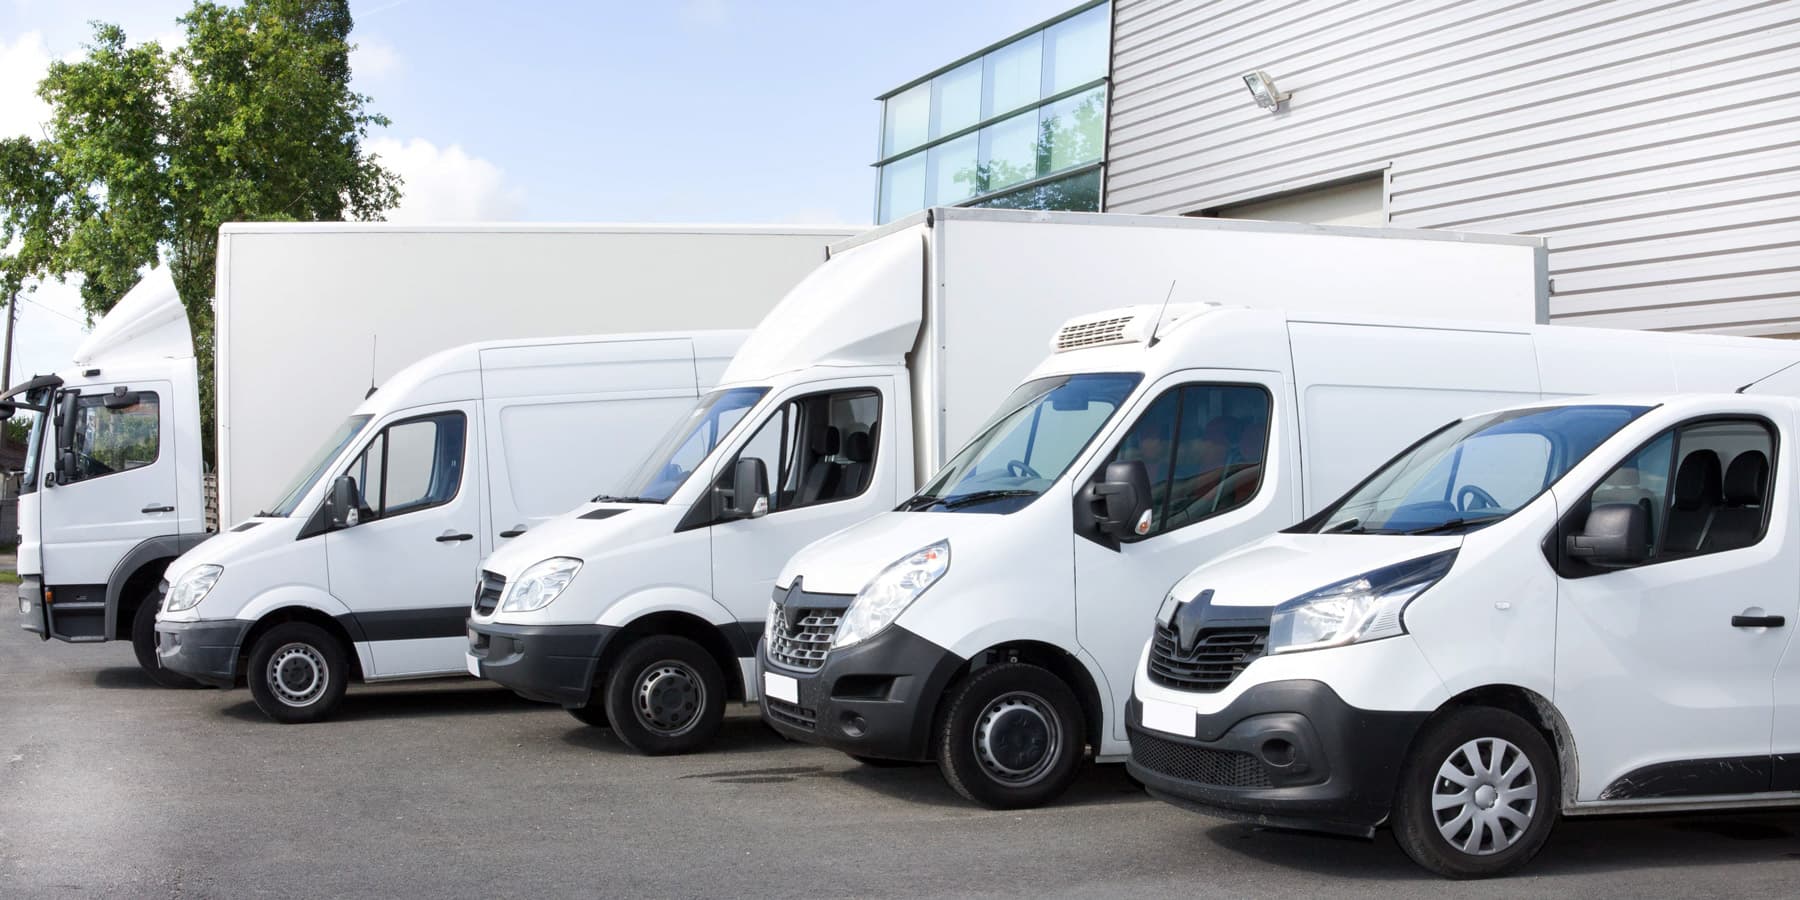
[979,109,1040,193]
[930,60,982,140]
[982,32,1043,118]
[971,168,1102,214]
[927,132,980,206]
[883,82,930,158]
[879,152,927,222]
[1043,3,1109,95]
[1040,86,1106,174]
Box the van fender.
[104,532,212,637]
[234,584,356,627]
[596,585,737,631]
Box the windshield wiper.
[938,489,1039,510]
[1321,517,1365,534]
[1402,514,1507,536]
[897,494,943,511]
[592,494,660,504]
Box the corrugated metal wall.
[1105,0,1800,335]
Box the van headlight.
[1267,550,1456,654]
[832,540,949,649]
[163,565,223,613]
[500,557,583,613]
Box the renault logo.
[1172,589,1214,656]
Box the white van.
[760,305,1800,809]
[1128,392,1800,879]
[152,331,744,722]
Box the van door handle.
[435,531,474,543]
[1731,614,1786,628]
[499,524,528,538]
[141,505,174,514]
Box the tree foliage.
[0,0,400,464]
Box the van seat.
[1663,449,1722,554]
[840,429,874,497]
[1703,451,1769,553]
[798,427,842,505]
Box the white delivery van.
[1128,392,1800,879]
[11,224,851,686]
[468,208,1546,755]
[151,331,745,723]
[762,305,1800,809]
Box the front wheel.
[1391,706,1560,879]
[935,663,1086,809]
[246,622,350,724]
[131,591,197,689]
[602,635,726,755]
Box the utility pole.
[1,286,14,393]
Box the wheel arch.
[241,605,366,685]
[950,640,1106,756]
[104,532,210,639]
[601,610,747,701]
[1429,683,1579,808]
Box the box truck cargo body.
[466,207,1548,756]
[12,224,853,685]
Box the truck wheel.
[246,622,349,724]
[567,695,609,727]
[131,591,197,689]
[602,635,725,755]
[935,663,1085,809]
[1392,706,1560,879]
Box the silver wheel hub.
[635,661,704,736]
[973,691,1061,786]
[267,643,328,708]
[1432,736,1538,856]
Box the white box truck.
[466,208,1547,755]
[764,304,1800,808]
[10,223,855,684]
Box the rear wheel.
[602,635,726,755]
[246,622,349,724]
[1392,706,1559,879]
[935,663,1086,809]
[130,590,197,689]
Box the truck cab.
[9,268,208,686]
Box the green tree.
[6,0,401,464]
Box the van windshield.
[266,415,373,517]
[903,373,1142,514]
[1307,404,1650,536]
[13,387,49,496]
[609,387,768,503]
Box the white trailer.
[465,207,1547,755]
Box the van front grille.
[1130,729,1271,788]
[768,610,841,671]
[765,697,817,731]
[1146,624,1266,692]
[473,571,506,616]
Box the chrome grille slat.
[473,571,506,616]
[768,608,841,671]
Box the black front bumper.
[756,625,963,761]
[1126,680,1429,838]
[155,619,253,688]
[468,620,617,707]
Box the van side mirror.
[1093,460,1155,541]
[54,391,79,480]
[1566,503,1648,567]
[0,400,14,421]
[723,457,769,520]
[325,474,362,528]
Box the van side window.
[1570,418,1774,570]
[728,388,881,514]
[1105,383,1271,537]
[343,412,467,520]
[61,391,160,483]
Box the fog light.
[1261,738,1296,767]
[840,712,868,738]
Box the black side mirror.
[1566,503,1649,567]
[1093,460,1155,541]
[102,388,142,410]
[722,457,769,520]
[325,474,362,528]
[53,391,79,480]
[0,400,14,421]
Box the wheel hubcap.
[1432,736,1538,856]
[973,691,1061,786]
[267,643,328,708]
[635,660,704,736]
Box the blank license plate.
[762,671,798,704]
[1141,697,1198,738]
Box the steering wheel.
[1006,459,1041,479]
[1456,484,1500,512]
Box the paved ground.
[4,625,1800,898]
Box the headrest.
[810,426,840,456]
[1724,451,1769,506]
[843,430,872,463]
[1672,450,1722,510]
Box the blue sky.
[1,0,1081,379]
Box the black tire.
[935,663,1086,809]
[602,635,726,755]
[1392,706,1560,879]
[130,590,198,689]
[850,754,922,768]
[567,696,609,727]
[245,622,350,724]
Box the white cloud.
[351,38,400,80]
[679,0,730,28]
[367,137,524,222]
[0,31,54,139]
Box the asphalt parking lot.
[5,625,1800,899]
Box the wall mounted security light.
[1242,71,1291,112]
